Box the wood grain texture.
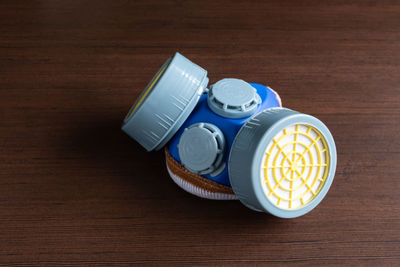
[0,0,399,265]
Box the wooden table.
[1,0,399,265]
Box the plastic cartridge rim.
[122,52,209,151]
[228,108,337,218]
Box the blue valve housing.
[167,83,281,186]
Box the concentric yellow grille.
[260,124,330,210]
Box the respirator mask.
[122,52,337,218]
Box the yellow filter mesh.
[260,124,330,210]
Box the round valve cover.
[207,78,261,119]
[122,52,209,151]
[229,108,337,218]
[178,123,226,176]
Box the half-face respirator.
[122,52,337,218]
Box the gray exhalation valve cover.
[207,78,261,119]
[178,122,226,177]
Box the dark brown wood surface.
[1,0,399,265]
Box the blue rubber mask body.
[167,83,281,186]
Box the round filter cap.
[229,108,337,218]
[122,52,209,151]
[207,78,261,119]
[178,123,226,176]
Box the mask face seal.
[165,148,237,200]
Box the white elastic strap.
[166,165,237,200]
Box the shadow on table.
[64,113,285,232]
